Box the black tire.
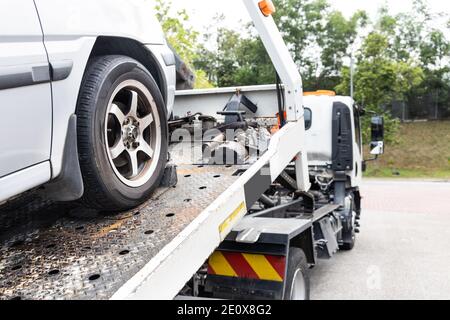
[340,197,357,251]
[76,55,168,211]
[284,248,310,300]
[340,233,356,251]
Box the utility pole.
[350,50,354,99]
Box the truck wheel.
[76,55,168,211]
[284,248,310,300]
[340,199,357,251]
[340,224,356,250]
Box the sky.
[164,0,450,34]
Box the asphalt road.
[310,179,450,300]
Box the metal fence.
[388,91,450,122]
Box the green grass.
[365,167,450,179]
[364,120,450,179]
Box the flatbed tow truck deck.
[0,151,245,300]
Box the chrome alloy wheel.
[105,80,162,188]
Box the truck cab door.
[0,0,52,178]
[352,106,363,184]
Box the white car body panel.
[34,0,166,45]
[0,0,52,178]
[0,162,51,205]
[43,36,97,177]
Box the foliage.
[336,32,424,142]
[195,0,369,90]
[420,30,450,68]
[317,10,368,89]
[154,0,212,88]
[273,0,328,87]
[154,0,197,65]
[372,0,450,119]
[154,0,450,142]
[335,0,449,140]
[194,26,274,87]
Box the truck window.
[305,108,312,130]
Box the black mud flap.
[44,115,84,202]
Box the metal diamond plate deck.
[0,159,242,300]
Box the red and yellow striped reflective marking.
[208,251,286,282]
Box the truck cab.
[302,90,385,252]
[304,91,363,189]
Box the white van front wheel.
[76,55,168,211]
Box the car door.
[0,0,52,178]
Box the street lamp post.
[350,50,354,99]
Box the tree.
[196,0,368,90]
[194,22,275,88]
[420,30,450,69]
[337,32,424,142]
[419,30,450,118]
[376,0,431,62]
[317,10,368,90]
[154,0,212,88]
[155,0,449,124]
[154,0,197,66]
[271,1,369,90]
[374,0,450,119]
[273,0,328,88]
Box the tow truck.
[0,0,385,300]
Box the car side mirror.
[370,116,385,156]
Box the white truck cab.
[304,92,364,189]
[0,0,176,209]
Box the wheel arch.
[88,36,168,104]
[47,37,170,202]
[75,55,169,211]
[290,227,316,266]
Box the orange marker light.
[258,0,276,17]
[304,90,336,97]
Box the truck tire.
[76,55,168,211]
[340,197,357,251]
[340,229,356,251]
[284,248,310,300]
